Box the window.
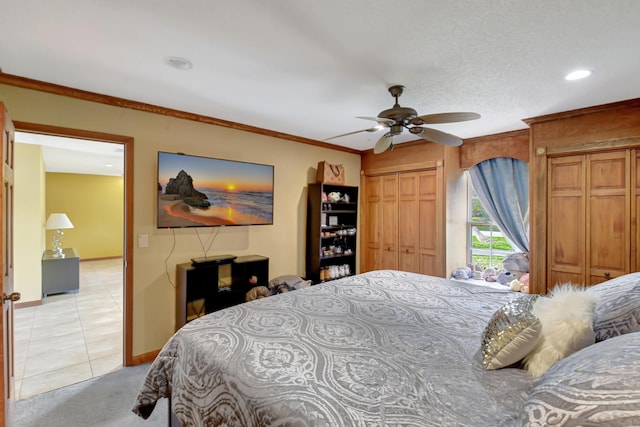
[467,175,514,269]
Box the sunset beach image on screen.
[157,151,274,228]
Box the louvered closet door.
[587,151,630,285]
[398,172,418,272]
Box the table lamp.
[45,213,74,258]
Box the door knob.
[3,292,20,303]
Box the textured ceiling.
[2,0,640,165]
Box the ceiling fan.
[327,85,481,154]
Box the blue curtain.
[468,158,529,252]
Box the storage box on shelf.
[306,183,358,283]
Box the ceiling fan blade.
[373,134,394,154]
[324,127,381,141]
[410,112,481,126]
[356,116,396,125]
[415,127,463,147]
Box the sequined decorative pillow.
[481,295,541,370]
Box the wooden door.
[398,172,418,272]
[548,155,586,288]
[418,169,442,276]
[363,175,382,272]
[634,150,640,272]
[0,103,17,426]
[548,151,632,289]
[587,151,630,284]
[380,174,398,270]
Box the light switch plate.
[138,234,149,248]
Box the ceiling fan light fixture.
[328,85,479,153]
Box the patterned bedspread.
[133,270,532,426]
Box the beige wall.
[14,143,46,302]
[45,172,124,259]
[1,83,361,357]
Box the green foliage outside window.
[468,180,514,270]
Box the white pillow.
[523,284,598,377]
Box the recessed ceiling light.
[104,164,113,168]
[565,69,591,81]
[165,56,193,70]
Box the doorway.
[11,123,133,399]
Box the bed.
[133,270,640,426]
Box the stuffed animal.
[451,267,472,280]
[502,252,529,279]
[246,286,270,302]
[520,273,530,287]
[482,267,498,282]
[327,192,341,202]
[510,279,523,292]
[496,270,516,286]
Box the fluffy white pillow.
[523,284,598,377]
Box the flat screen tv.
[157,151,274,228]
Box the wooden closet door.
[381,174,399,270]
[418,169,442,276]
[587,151,630,284]
[363,175,382,272]
[398,172,418,272]
[548,155,586,288]
[634,150,640,272]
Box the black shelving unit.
[175,254,269,329]
[306,183,358,283]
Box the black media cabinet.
[175,254,269,329]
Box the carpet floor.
[15,363,168,427]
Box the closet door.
[548,155,586,287]
[381,174,399,270]
[398,172,418,272]
[363,175,382,272]
[548,150,631,288]
[635,150,640,272]
[418,169,442,276]
[587,151,630,284]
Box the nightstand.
[42,248,80,297]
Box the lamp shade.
[45,213,74,230]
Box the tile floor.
[14,258,124,400]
